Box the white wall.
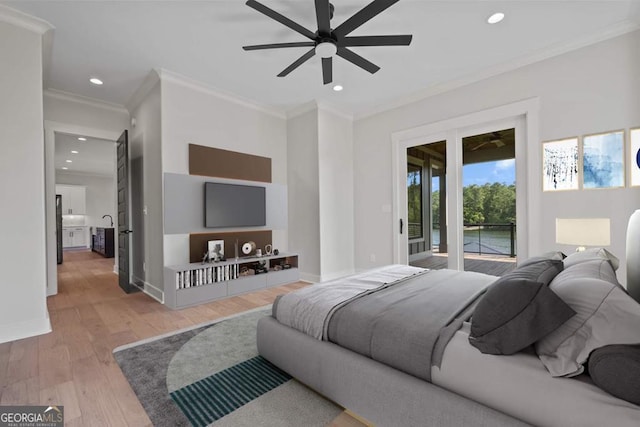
[287,109,321,281]
[286,106,355,282]
[0,20,50,342]
[354,30,640,285]
[318,108,355,279]
[56,172,116,230]
[44,92,130,131]
[129,79,163,296]
[160,76,289,283]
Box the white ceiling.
[54,132,115,176]
[5,1,640,115]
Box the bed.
[257,212,640,426]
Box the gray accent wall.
[163,173,287,235]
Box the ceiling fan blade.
[277,48,316,77]
[333,0,400,38]
[246,0,317,40]
[322,57,333,85]
[315,0,332,36]
[340,35,412,47]
[243,42,315,51]
[336,47,380,74]
[471,141,489,151]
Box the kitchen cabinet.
[56,185,86,215]
[92,227,114,258]
[62,227,86,248]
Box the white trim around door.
[391,98,541,267]
[44,121,121,296]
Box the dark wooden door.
[116,130,137,293]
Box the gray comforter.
[274,266,497,382]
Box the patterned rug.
[113,308,342,427]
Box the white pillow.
[563,247,619,271]
[535,260,640,377]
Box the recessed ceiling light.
[65,159,72,163]
[78,137,86,141]
[89,77,104,85]
[62,167,68,170]
[333,85,343,92]
[487,12,505,24]
[71,150,79,154]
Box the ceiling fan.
[242,0,413,85]
[471,132,506,151]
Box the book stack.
[176,264,240,289]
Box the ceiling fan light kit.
[315,41,337,58]
[242,0,413,85]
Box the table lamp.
[556,218,610,252]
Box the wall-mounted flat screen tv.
[205,182,266,228]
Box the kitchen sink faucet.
[102,214,114,227]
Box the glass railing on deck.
[431,222,516,257]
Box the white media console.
[164,252,299,309]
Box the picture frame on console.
[208,240,225,261]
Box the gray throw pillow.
[469,260,574,355]
[588,344,640,405]
[518,251,566,268]
[536,260,640,377]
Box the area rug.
[113,307,342,427]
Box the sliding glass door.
[406,141,447,267]
[397,117,526,275]
[461,128,517,275]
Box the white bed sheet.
[432,323,640,427]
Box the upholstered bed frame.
[257,316,529,426]
[257,210,640,426]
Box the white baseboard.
[0,315,52,344]
[299,272,321,283]
[131,274,164,303]
[143,282,164,303]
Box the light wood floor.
[0,250,363,426]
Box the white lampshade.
[556,218,610,247]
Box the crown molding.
[286,101,318,119]
[125,69,161,112]
[156,68,287,119]
[355,20,640,120]
[285,100,353,121]
[44,89,129,115]
[0,4,53,34]
[316,101,354,122]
